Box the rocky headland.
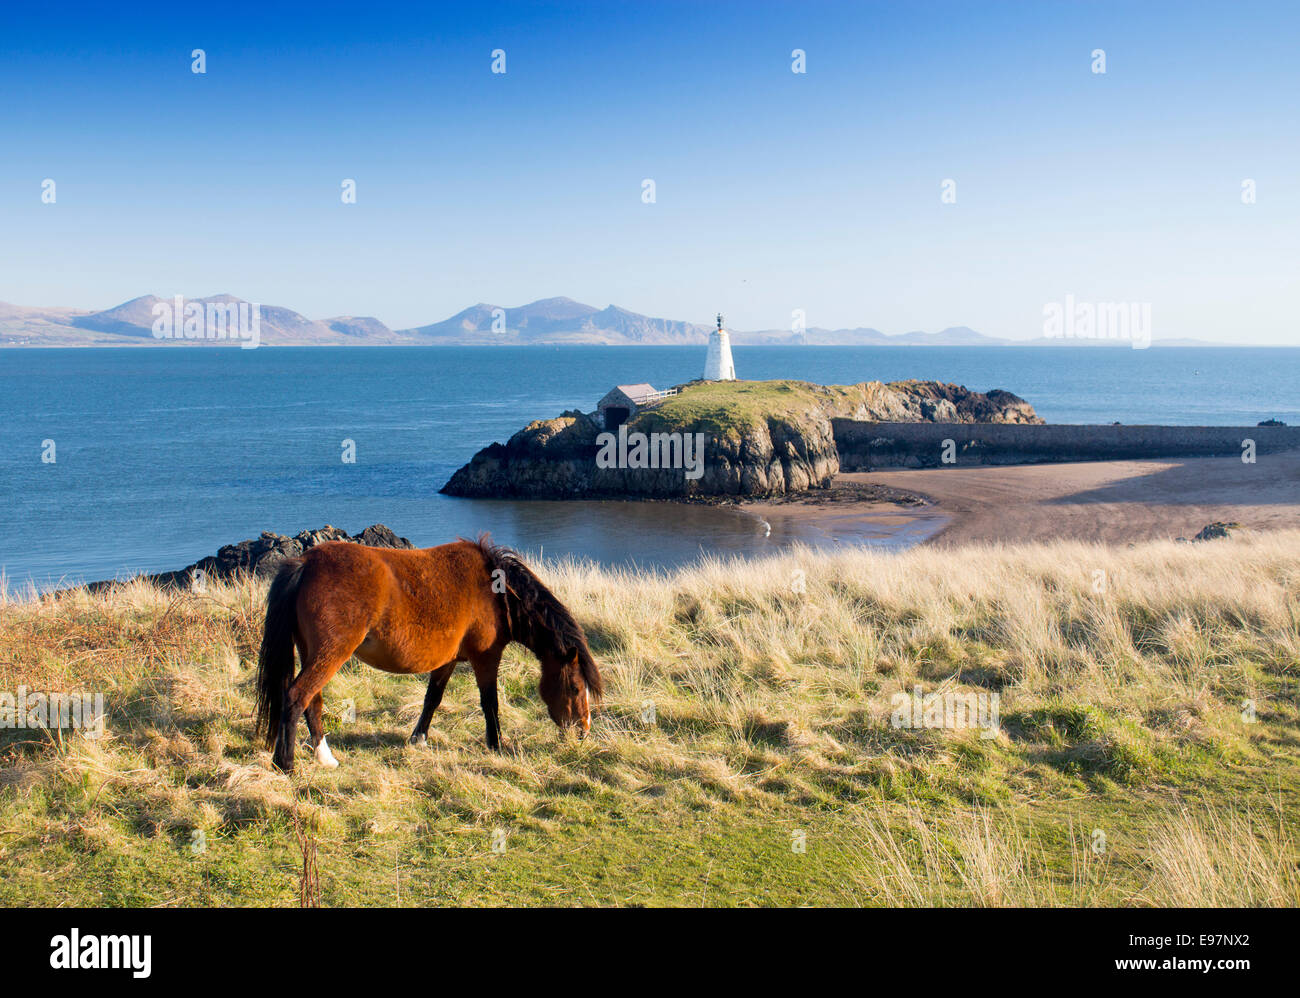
[85,524,413,592]
[441,379,1041,500]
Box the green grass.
[633,379,869,438]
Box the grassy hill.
[634,380,870,437]
[1,533,1297,906]
[633,378,1041,438]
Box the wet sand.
[741,450,1300,548]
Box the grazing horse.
[255,535,602,773]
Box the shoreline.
[740,450,1300,547]
[13,451,1299,597]
[731,480,951,551]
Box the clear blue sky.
[2,0,1297,342]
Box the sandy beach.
[743,450,1300,547]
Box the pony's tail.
[255,558,306,748]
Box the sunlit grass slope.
[1,531,1297,906]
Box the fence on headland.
[634,388,679,405]
[831,420,1300,470]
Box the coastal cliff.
[441,379,1041,499]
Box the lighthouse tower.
[704,313,736,381]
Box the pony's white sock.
[315,737,340,768]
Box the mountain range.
[0,294,1223,347]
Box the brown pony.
[254,535,602,772]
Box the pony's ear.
[568,649,581,668]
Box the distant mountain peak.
[529,295,587,306]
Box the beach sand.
[742,450,1300,547]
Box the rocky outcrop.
[439,412,607,498]
[86,524,413,591]
[885,381,1043,425]
[1192,521,1241,542]
[442,380,1040,500]
[439,408,843,498]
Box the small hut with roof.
[596,383,677,430]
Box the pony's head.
[475,535,604,738]
[539,648,595,736]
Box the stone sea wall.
[834,421,1300,470]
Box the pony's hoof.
[314,737,340,769]
[409,733,428,747]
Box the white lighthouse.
[704,313,736,381]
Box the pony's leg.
[303,694,339,768]
[273,636,310,773]
[471,652,504,751]
[303,693,323,747]
[273,694,305,773]
[276,643,358,772]
[410,661,456,746]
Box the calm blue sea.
[2,345,1297,591]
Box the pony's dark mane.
[471,535,603,698]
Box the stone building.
[596,384,669,430]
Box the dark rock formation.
[86,524,413,592]
[1192,521,1240,542]
[442,413,606,498]
[883,381,1042,425]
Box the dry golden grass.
[1,530,1297,906]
